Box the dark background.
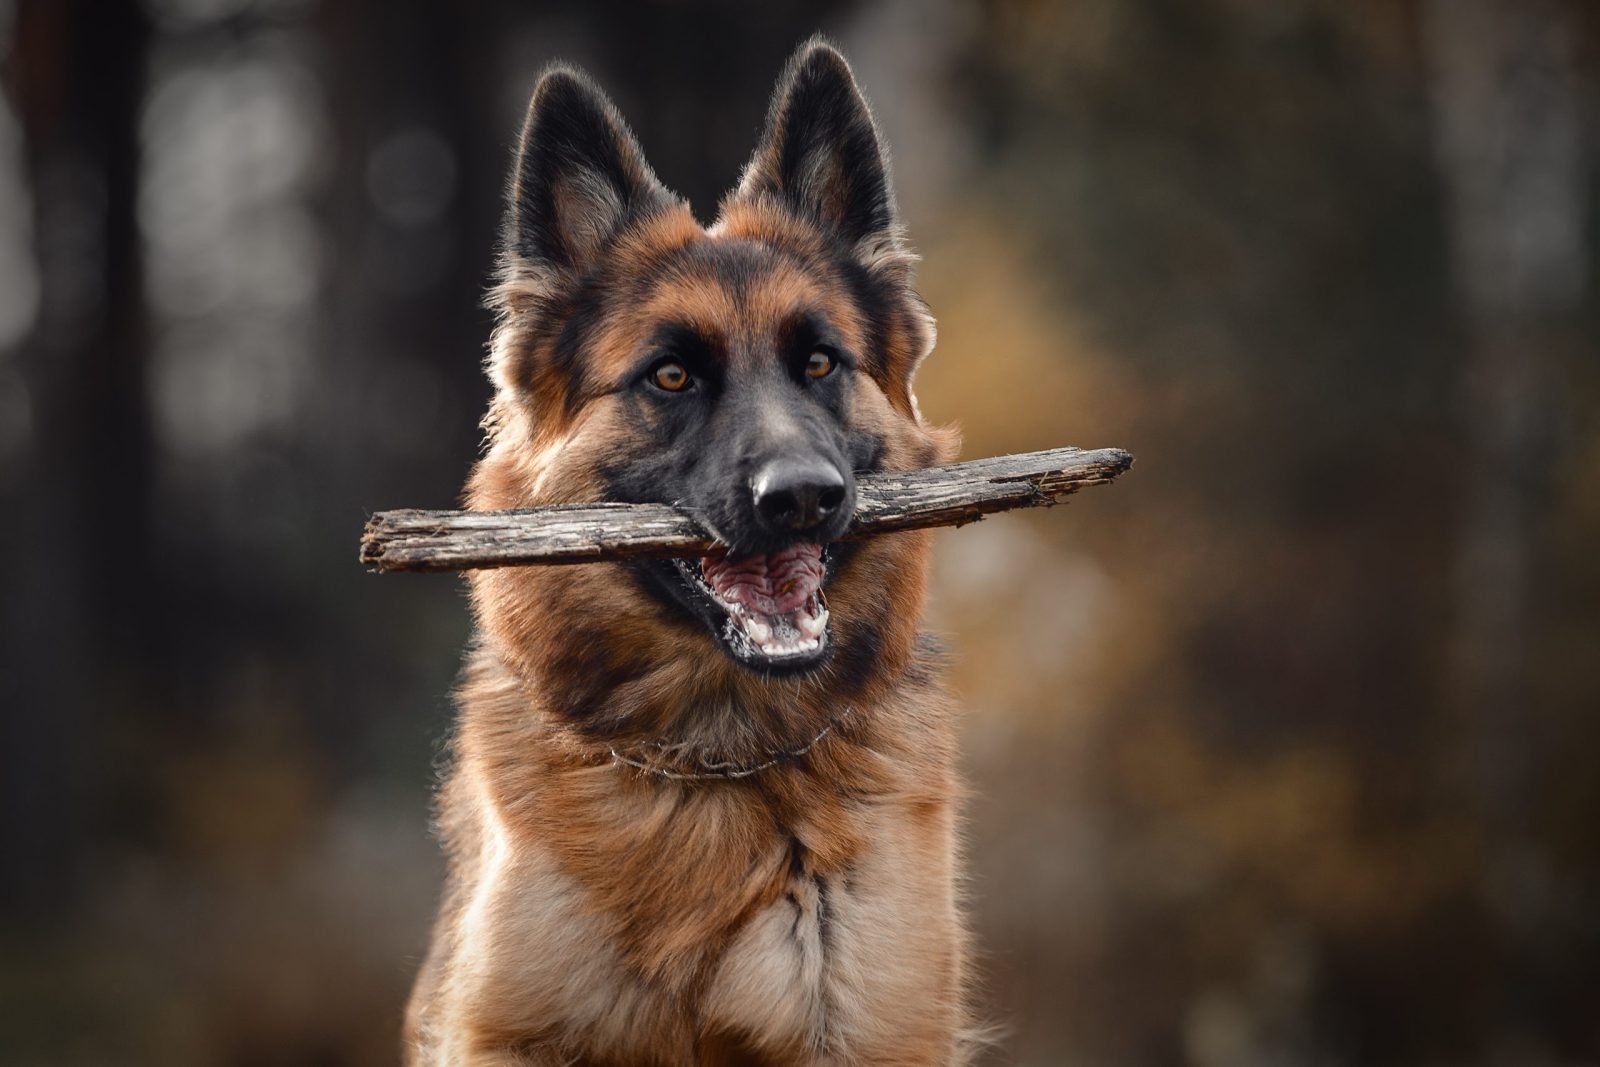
[3,1,1598,1063]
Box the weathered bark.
[361,446,1133,573]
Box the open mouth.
[672,542,831,668]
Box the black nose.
[751,458,848,534]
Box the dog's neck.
[604,703,858,781]
[455,628,944,797]
[446,626,961,993]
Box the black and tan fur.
[405,39,973,1065]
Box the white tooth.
[746,617,772,644]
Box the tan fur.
[407,51,972,1067]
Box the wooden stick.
[360,446,1133,573]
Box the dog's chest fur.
[430,736,961,1066]
[701,814,958,1061]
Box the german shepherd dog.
[406,38,973,1066]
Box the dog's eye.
[805,350,836,380]
[651,361,692,392]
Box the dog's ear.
[736,39,902,263]
[503,67,671,280]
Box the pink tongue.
[701,542,824,616]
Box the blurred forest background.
[2,0,1598,1064]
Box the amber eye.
[652,361,691,392]
[805,350,836,380]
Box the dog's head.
[468,39,955,739]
